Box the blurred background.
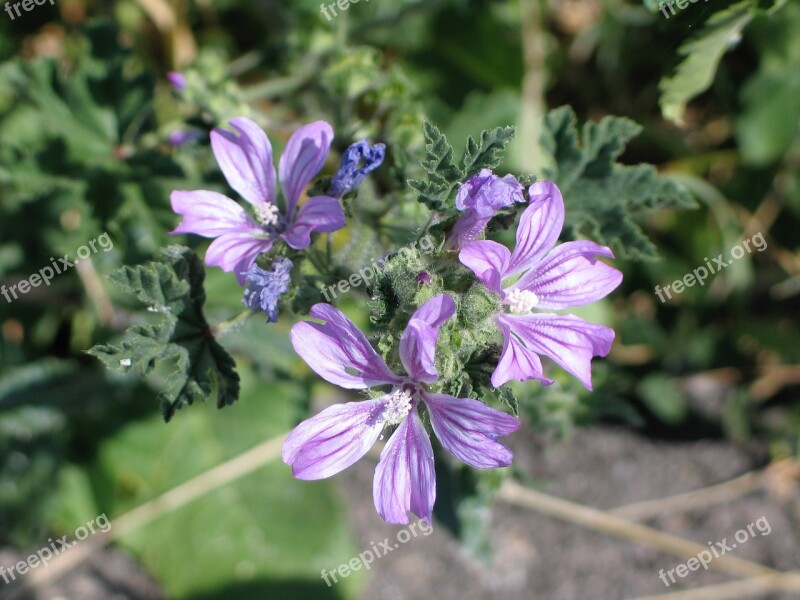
[0,0,799,598]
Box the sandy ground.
[342,427,800,600]
[3,426,799,600]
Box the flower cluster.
[168,118,622,525]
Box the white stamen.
[506,289,540,313]
[383,389,413,426]
[255,203,281,227]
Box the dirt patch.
[340,427,800,600]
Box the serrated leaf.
[659,0,755,122]
[407,178,450,211]
[411,122,516,213]
[420,120,463,185]
[542,107,695,260]
[494,386,519,417]
[408,121,464,211]
[459,125,516,176]
[88,245,240,421]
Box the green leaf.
[407,178,451,212]
[88,246,241,422]
[408,121,464,211]
[641,0,661,12]
[409,121,516,213]
[735,1,800,164]
[53,367,361,600]
[459,125,516,176]
[420,121,462,185]
[542,106,695,260]
[636,374,688,424]
[0,406,66,545]
[659,0,755,122]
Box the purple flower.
[446,169,526,250]
[328,140,386,198]
[459,181,623,389]
[167,71,187,91]
[282,295,520,525]
[242,257,293,323]
[170,117,345,283]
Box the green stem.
[212,310,253,337]
[517,0,550,172]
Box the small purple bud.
[242,258,293,323]
[415,272,431,285]
[328,140,386,198]
[168,129,204,147]
[167,71,188,91]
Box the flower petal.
[281,195,345,250]
[399,294,456,383]
[279,121,334,217]
[446,171,525,250]
[455,170,524,217]
[210,117,276,206]
[422,392,520,469]
[290,303,401,389]
[492,318,554,388]
[282,397,389,480]
[446,211,493,251]
[170,190,261,238]
[511,241,623,309]
[497,313,615,390]
[459,240,511,293]
[507,180,565,275]
[373,410,435,525]
[204,232,273,284]
[410,293,457,328]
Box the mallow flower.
[459,181,623,389]
[170,117,345,283]
[282,294,520,525]
[328,140,386,198]
[446,168,526,250]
